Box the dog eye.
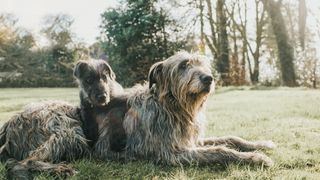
[102,74,107,80]
[179,60,189,70]
[86,78,94,84]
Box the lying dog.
[95,52,276,166]
[0,59,123,179]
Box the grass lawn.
[0,87,319,179]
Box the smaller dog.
[73,59,124,147]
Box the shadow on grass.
[249,86,279,91]
[215,86,248,94]
[72,159,228,179]
[1,159,276,179]
[28,159,229,179]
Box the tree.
[262,0,297,87]
[0,14,24,72]
[216,0,230,86]
[298,0,307,50]
[41,14,74,46]
[226,0,267,85]
[203,0,218,59]
[100,0,185,86]
[0,14,18,56]
[201,0,231,85]
[41,14,77,77]
[248,0,267,84]
[199,0,205,54]
[16,29,36,50]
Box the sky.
[0,0,118,45]
[0,0,320,47]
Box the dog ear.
[148,61,163,89]
[74,61,88,79]
[101,60,116,80]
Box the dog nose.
[200,75,213,84]
[97,94,107,102]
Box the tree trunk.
[199,0,205,54]
[240,1,247,85]
[251,54,259,84]
[205,0,218,59]
[231,16,240,85]
[216,0,230,86]
[313,59,317,88]
[262,0,297,87]
[299,0,307,50]
[250,0,265,85]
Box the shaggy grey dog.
[0,59,123,179]
[96,52,275,166]
[0,101,88,179]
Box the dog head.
[148,52,214,108]
[74,59,116,107]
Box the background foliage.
[0,14,88,87]
[0,0,320,88]
[100,0,186,86]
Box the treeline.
[102,0,319,87]
[0,14,89,87]
[195,0,317,87]
[100,0,187,86]
[0,0,319,88]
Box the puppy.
[73,59,125,148]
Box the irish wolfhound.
[0,59,122,179]
[74,59,127,159]
[74,59,123,147]
[96,52,275,166]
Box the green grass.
[0,87,320,179]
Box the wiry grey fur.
[0,101,89,179]
[0,59,123,179]
[114,52,275,166]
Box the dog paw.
[5,158,19,169]
[255,140,277,150]
[5,159,32,179]
[52,163,78,177]
[250,153,274,167]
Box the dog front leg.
[199,136,276,151]
[93,125,125,161]
[176,146,274,167]
[6,158,77,179]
